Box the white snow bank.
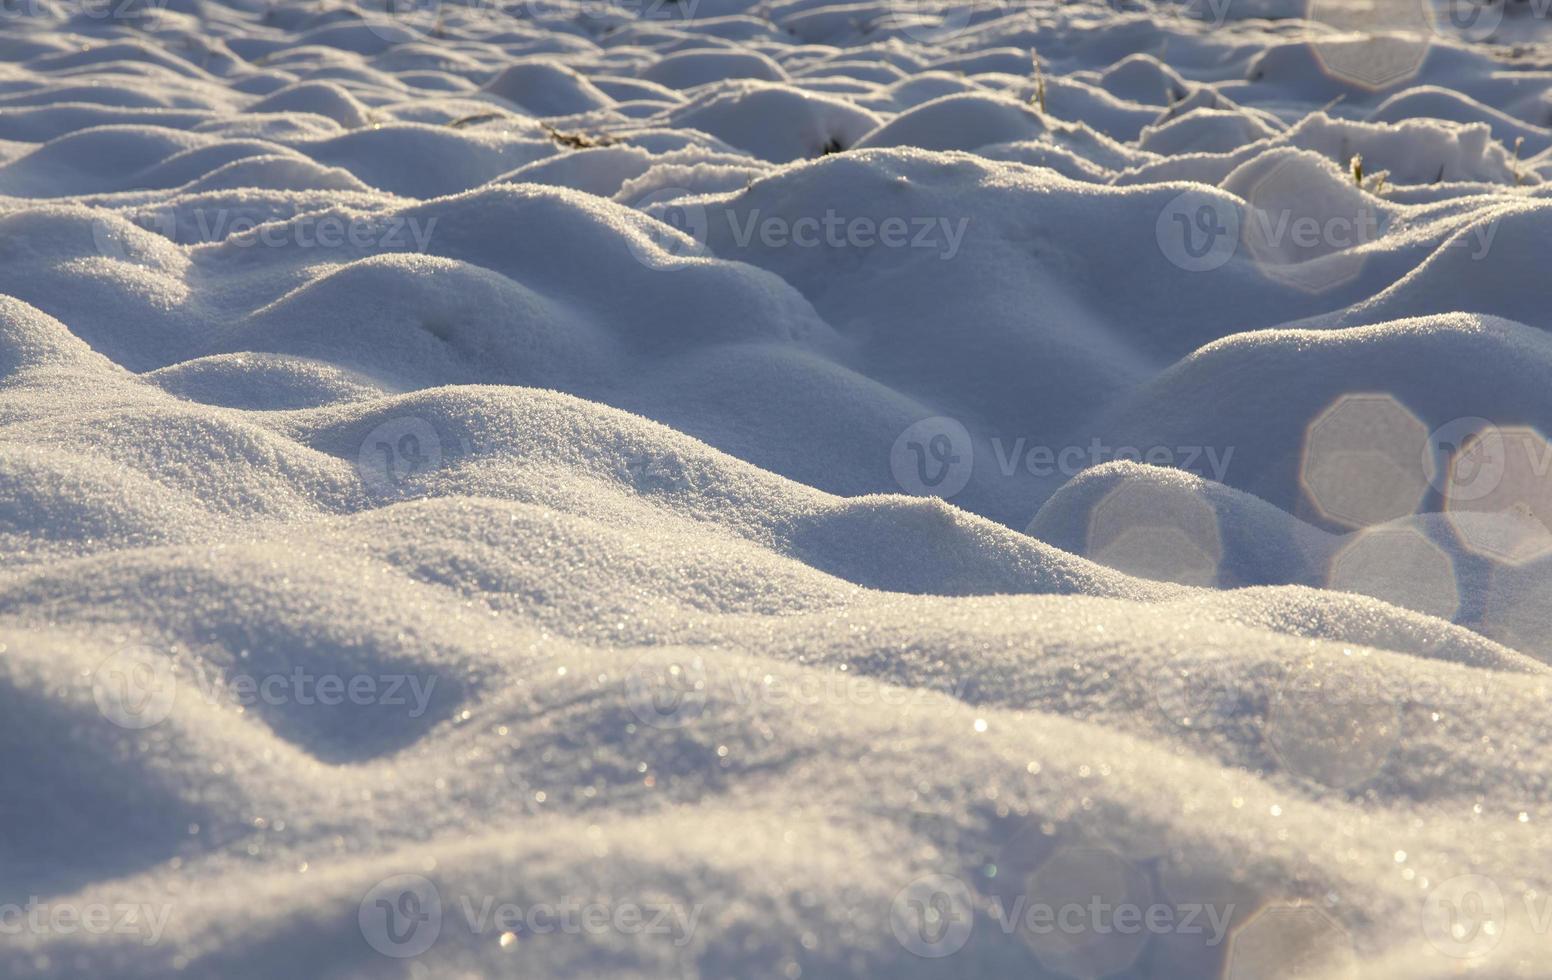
[4,0,1552,977]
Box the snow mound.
[5,0,1552,976]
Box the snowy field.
[4,0,1552,975]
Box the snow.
[3,0,1552,976]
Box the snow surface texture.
[4,0,1552,976]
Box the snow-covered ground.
[4,0,1552,975]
